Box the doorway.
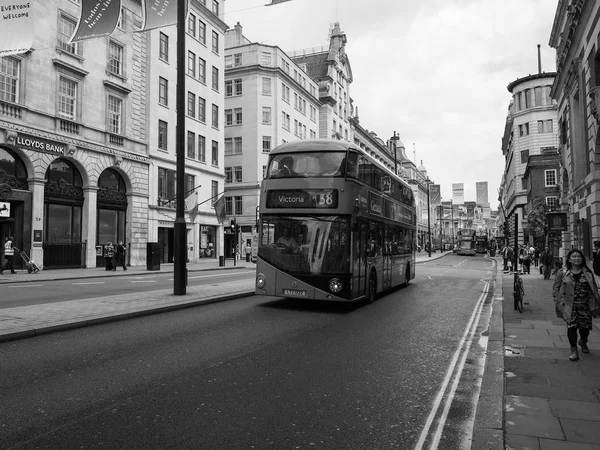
[158,227,174,263]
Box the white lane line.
[73,282,106,285]
[7,284,45,288]
[168,272,255,281]
[415,279,490,450]
[131,280,156,283]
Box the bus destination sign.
[266,189,338,209]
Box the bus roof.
[270,139,358,154]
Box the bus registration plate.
[284,289,306,297]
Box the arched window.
[97,168,127,257]
[0,146,28,191]
[46,159,83,186]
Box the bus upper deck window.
[346,152,358,178]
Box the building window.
[225,80,233,97]
[58,14,79,55]
[107,41,123,76]
[545,169,557,187]
[262,107,271,124]
[235,196,242,215]
[212,104,218,128]
[198,58,206,83]
[158,167,176,204]
[187,131,195,158]
[224,138,233,155]
[107,95,122,134]
[225,197,232,215]
[188,51,196,77]
[158,120,168,150]
[212,0,219,15]
[198,97,206,122]
[263,136,271,153]
[282,83,290,102]
[211,180,218,205]
[198,20,206,45]
[520,149,529,164]
[262,77,271,95]
[225,167,233,183]
[546,196,558,211]
[212,66,219,90]
[234,78,242,95]
[0,57,20,103]
[537,119,553,133]
[212,140,218,165]
[234,166,242,183]
[159,32,169,61]
[158,77,168,106]
[234,53,242,66]
[198,135,206,162]
[186,174,195,197]
[187,91,195,117]
[225,109,233,126]
[518,123,529,136]
[282,112,290,130]
[212,31,219,53]
[188,13,196,37]
[58,76,77,119]
[261,52,271,65]
[234,107,242,125]
[234,136,242,153]
[225,55,233,68]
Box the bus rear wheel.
[366,273,376,304]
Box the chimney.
[537,44,541,74]
[235,22,243,46]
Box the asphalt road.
[0,254,496,449]
[0,269,257,309]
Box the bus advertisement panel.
[255,139,417,303]
[456,229,477,256]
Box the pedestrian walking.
[502,245,508,271]
[541,247,554,279]
[507,246,515,272]
[533,247,540,268]
[553,248,600,361]
[104,242,115,271]
[1,235,17,274]
[114,241,127,271]
[522,248,531,274]
[593,240,600,277]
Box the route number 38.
[317,193,334,205]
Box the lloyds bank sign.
[16,133,67,155]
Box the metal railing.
[42,241,87,269]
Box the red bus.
[255,139,417,303]
[456,229,477,256]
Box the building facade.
[146,0,228,264]
[0,0,150,269]
[499,70,558,249]
[549,0,600,259]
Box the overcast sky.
[223,0,558,208]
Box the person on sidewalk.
[522,248,531,274]
[541,247,554,279]
[0,236,17,274]
[593,240,600,276]
[553,248,600,361]
[114,241,127,271]
[507,246,515,272]
[104,242,115,271]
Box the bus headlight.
[329,278,342,293]
[256,274,266,289]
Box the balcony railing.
[108,134,124,147]
[0,100,23,119]
[59,118,80,135]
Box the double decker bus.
[475,235,488,254]
[456,229,477,256]
[255,139,417,303]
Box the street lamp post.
[426,178,432,257]
[451,200,455,248]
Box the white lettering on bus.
[278,195,305,203]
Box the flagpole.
[174,0,187,295]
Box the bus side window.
[346,152,359,178]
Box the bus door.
[351,219,369,298]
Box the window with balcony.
[0,57,20,103]
[107,41,124,76]
[107,94,123,135]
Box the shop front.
[199,225,217,258]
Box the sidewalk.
[500,262,600,449]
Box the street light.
[426,178,432,257]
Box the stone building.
[549,0,600,258]
[0,0,150,269]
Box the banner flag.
[265,0,292,5]
[213,195,226,224]
[0,1,35,56]
[70,0,122,43]
[140,0,178,32]
[184,191,198,212]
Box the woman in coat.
[553,248,600,361]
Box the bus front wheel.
[367,272,377,304]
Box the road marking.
[7,284,45,288]
[168,272,255,281]
[73,282,106,285]
[415,278,490,450]
[131,280,156,283]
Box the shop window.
[0,147,27,179]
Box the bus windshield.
[266,152,347,178]
[259,215,350,275]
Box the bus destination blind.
[266,189,338,209]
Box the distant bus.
[475,235,488,254]
[255,139,417,303]
[456,229,477,256]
